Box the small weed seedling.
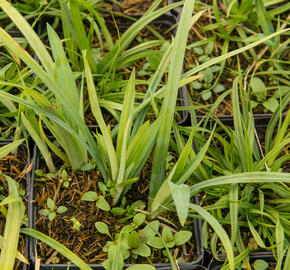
[111,197,146,223]
[95,212,192,270]
[71,217,83,231]
[59,170,72,188]
[39,198,67,221]
[81,191,110,212]
[250,76,288,113]
[190,43,225,101]
[35,169,55,182]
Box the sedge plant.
[172,76,290,269]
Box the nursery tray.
[0,139,30,270]
[28,145,204,269]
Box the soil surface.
[32,155,197,265]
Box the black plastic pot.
[208,251,287,270]
[28,145,204,269]
[194,112,288,128]
[0,140,30,270]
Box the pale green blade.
[0,0,54,73]
[0,176,25,270]
[191,172,290,196]
[0,139,24,159]
[20,228,92,270]
[83,51,118,180]
[114,71,136,204]
[149,0,196,205]
[189,203,235,270]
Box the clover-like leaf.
[213,84,225,93]
[111,207,126,216]
[57,206,67,214]
[252,259,268,270]
[263,97,279,113]
[63,181,69,188]
[147,237,164,249]
[201,91,212,101]
[132,243,151,257]
[61,170,68,180]
[48,212,56,221]
[47,198,55,210]
[96,196,110,211]
[127,231,139,249]
[162,226,174,243]
[81,191,98,202]
[39,209,50,216]
[35,169,43,176]
[174,231,192,246]
[98,182,107,194]
[140,220,160,243]
[192,81,202,90]
[133,213,146,228]
[95,222,111,237]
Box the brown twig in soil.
[174,248,181,270]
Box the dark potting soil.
[0,143,29,270]
[32,155,197,265]
[109,0,170,16]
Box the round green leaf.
[201,91,212,101]
[147,237,164,249]
[174,231,192,246]
[192,81,202,90]
[81,191,98,202]
[48,212,56,221]
[250,77,266,94]
[193,47,204,55]
[47,198,55,210]
[213,84,225,93]
[133,213,146,228]
[39,209,49,216]
[127,231,139,249]
[57,206,68,214]
[96,196,110,211]
[132,243,151,257]
[263,97,279,113]
[95,222,110,237]
[252,259,268,270]
[162,226,173,243]
[111,207,126,216]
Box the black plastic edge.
[195,112,287,128]
[208,251,287,270]
[28,144,203,269]
[0,140,30,270]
